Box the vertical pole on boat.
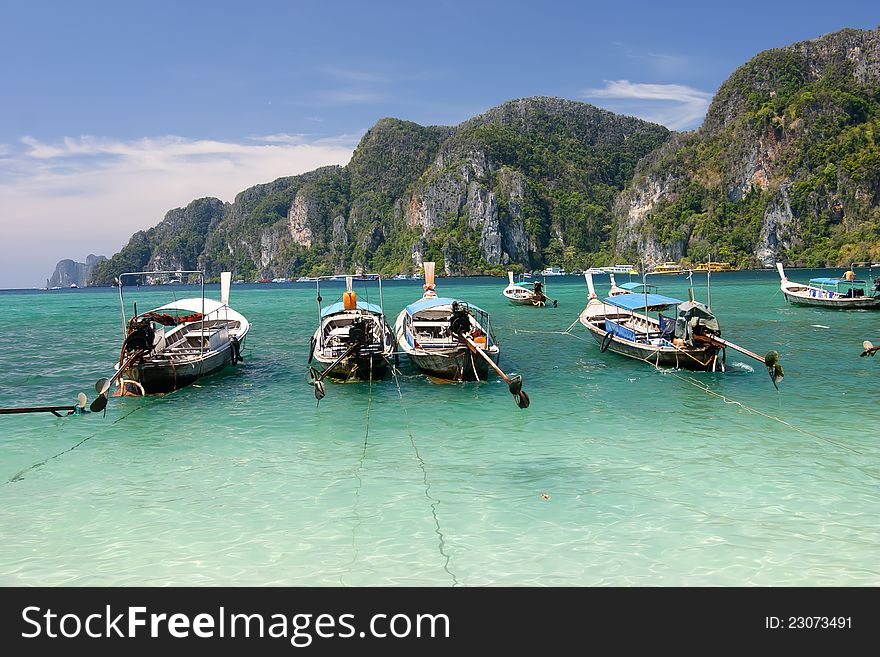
[707,262,712,310]
[378,273,385,327]
[315,278,323,353]
[642,259,649,337]
[200,271,205,359]
[118,275,127,338]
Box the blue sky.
[0,0,877,287]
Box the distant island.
[47,254,107,288]
[87,27,880,284]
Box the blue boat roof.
[619,282,656,291]
[321,300,383,317]
[405,296,487,315]
[604,293,683,310]
[809,277,864,285]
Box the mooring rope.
[389,362,459,587]
[5,403,145,485]
[521,320,865,458]
[668,371,864,456]
[343,359,374,585]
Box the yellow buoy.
[343,290,357,310]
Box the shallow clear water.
[1,269,878,586]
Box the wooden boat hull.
[122,337,245,394]
[505,294,545,307]
[781,289,880,309]
[313,352,391,381]
[407,348,492,381]
[581,319,722,371]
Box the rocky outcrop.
[614,27,880,268]
[47,254,106,287]
[756,185,797,266]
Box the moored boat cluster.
[8,259,880,419]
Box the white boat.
[585,267,605,275]
[396,262,500,381]
[608,273,657,297]
[776,263,880,309]
[392,274,410,280]
[601,264,638,274]
[99,271,249,397]
[296,276,319,282]
[307,275,394,396]
[541,266,566,276]
[502,272,556,307]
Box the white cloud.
[583,80,711,131]
[0,134,356,288]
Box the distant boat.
[502,272,556,307]
[296,276,318,283]
[648,262,685,276]
[541,266,566,276]
[693,261,733,272]
[69,283,78,288]
[271,277,289,283]
[608,273,657,297]
[354,274,379,281]
[94,271,249,398]
[601,264,637,274]
[258,278,270,283]
[776,263,880,309]
[585,267,605,274]
[392,274,410,280]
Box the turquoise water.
[1,270,878,586]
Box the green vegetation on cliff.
[617,27,880,268]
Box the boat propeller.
[764,351,784,390]
[307,340,363,401]
[90,377,111,413]
[861,340,879,357]
[307,366,326,401]
[506,373,530,409]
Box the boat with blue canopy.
[578,272,784,385]
[396,262,500,382]
[776,263,880,309]
[608,273,658,297]
[307,274,394,399]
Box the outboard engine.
[347,318,370,348]
[124,316,156,354]
[450,301,471,336]
[674,301,720,346]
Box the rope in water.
[5,404,145,485]
[667,371,863,456]
[389,361,459,587]
[519,320,864,457]
[343,359,374,585]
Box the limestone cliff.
[614,27,880,268]
[47,254,106,287]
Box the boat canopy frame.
[117,270,206,339]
